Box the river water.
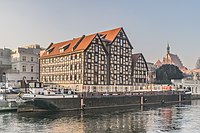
[0,100,200,133]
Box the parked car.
[10,87,21,94]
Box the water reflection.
[0,101,197,133]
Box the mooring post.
[81,98,84,109]
[141,96,144,105]
[179,94,182,102]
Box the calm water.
[0,100,200,133]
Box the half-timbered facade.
[40,33,108,91]
[99,28,133,86]
[40,28,148,92]
[132,53,148,90]
[83,35,108,85]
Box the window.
[120,57,123,64]
[120,39,123,46]
[125,66,128,71]
[94,75,98,84]
[94,65,98,73]
[114,46,117,51]
[31,66,34,72]
[22,56,26,61]
[101,55,105,61]
[114,55,117,61]
[101,75,104,81]
[120,48,123,55]
[120,77,123,84]
[114,65,117,70]
[70,65,73,70]
[101,65,104,71]
[31,77,33,80]
[22,66,26,72]
[120,67,123,73]
[95,46,99,52]
[88,53,92,59]
[94,55,98,63]
[125,57,128,62]
[120,32,123,37]
[60,48,64,53]
[31,57,34,62]
[95,38,98,44]
[88,63,91,69]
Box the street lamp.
[2,72,6,100]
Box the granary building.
[40,28,148,92]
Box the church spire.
[167,42,170,54]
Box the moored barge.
[17,90,191,112]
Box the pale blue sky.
[0,0,200,69]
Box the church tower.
[167,42,170,54]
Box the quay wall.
[83,94,190,109]
[83,96,141,109]
[34,98,81,111]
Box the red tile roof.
[41,27,122,58]
[155,60,162,67]
[99,27,121,42]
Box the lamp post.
[2,72,6,100]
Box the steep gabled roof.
[132,53,148,71]
[41,27,130,59]
[168,53,183,67]
[132,53,141,67]
[99,27,133,49]
[99,27,121,42]
[41,34,97,58]
[163,53,183,67]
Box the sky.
[0,0,200,69]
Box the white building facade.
[0,45,41,85]
[0,48,12,82]
[171,79,200,98]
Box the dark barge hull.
[17,93,191,112]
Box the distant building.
[0,48,12,82]
[0,44,41,85]
[163,44,183,67]
[172,79,200,98]
[6,44,40,82]
[40,28,148,92]
[146,62,156,83]
[155,44,185,69]
[155,60,162,68]
[195,57,200,69]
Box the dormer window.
[60,48,64,53]
[46,47,55,55]
[59,44,70,53]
